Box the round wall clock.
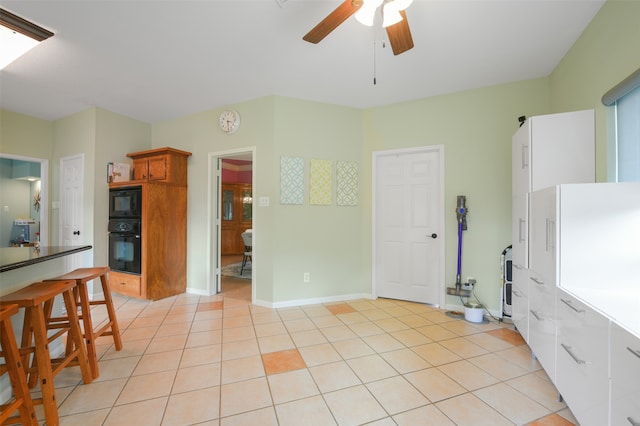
[219,110,241,134]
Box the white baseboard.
[256,293,375,310]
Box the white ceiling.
[0,0,606,124]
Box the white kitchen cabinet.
[527,269,556,380]
[511,110,594,338]
[611,323,640,426]
[511,110,595,195]
[556,288,609,426]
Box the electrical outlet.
[303,272,310,283]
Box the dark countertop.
[0,245,92,273]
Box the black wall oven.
[108,216,142,274]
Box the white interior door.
[60,154,84,271]
[374,146,444,306]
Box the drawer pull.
[530,310,543,321]
[530,276,545,286]
[627,347,640,360]
[627,417,640,426]
[561,343,587,365]
[560,298,585,313]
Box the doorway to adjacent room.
[208,148,255,302]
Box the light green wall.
[270,97,365,303]
[549,0,640,182]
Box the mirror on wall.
[0,154,48,247]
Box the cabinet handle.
[545,218,556,253]
[530,276,545,286]
[627,417,640,426]
[561,343,588,365]
[560,298,585,313]
[512,289,522,297]
[518,218,526,243]
[627,347,640,360]
[521,144,529,168]
[530,309,543,321]
[513,263,524,270]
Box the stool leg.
[19,308,40,390]
[30,305,59,426]
[0,315,38,425]
[61,289,93,385]
[100,274,123,351]
[75,283,99,379]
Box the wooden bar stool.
[45,267,123,379]
[0,304,38,426]
[0,280,93,426]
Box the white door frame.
[206,147,256,301]
[372,145,445,307]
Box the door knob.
[428,233,437,239]
[73,230,81,235]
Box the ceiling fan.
[303,0,414,56]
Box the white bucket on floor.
[464,303,484,323]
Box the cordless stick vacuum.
[447,196,471,297]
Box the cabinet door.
[530,186,556,280]
[147,156,167,180]
[556,289,609,426]
[611,323,640,426]
[132,158,148,180]
[512,120,530,195]
[529,110,595,191]
[512,193,528,270]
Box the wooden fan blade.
[386,10,414,55]
[303,0,363,44]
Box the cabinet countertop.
[0,245,92,273]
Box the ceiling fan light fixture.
[355,0,383,26]
[382,1,403,28]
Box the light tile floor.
[36,284,579,426]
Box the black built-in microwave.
[109,187,142,218]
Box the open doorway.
[0,154,49,247]
[208,148,255,303]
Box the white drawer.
[555,289,609,426]
[511,267,529,342]
[528,271,556,380]
[611,323,640,426]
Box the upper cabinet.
[128,147,192,186]
[512,109,595,195]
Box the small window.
[616,85,640,182]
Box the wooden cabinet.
[128,147,191,186]
[221,183,252,254]
[109,147,191,300]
